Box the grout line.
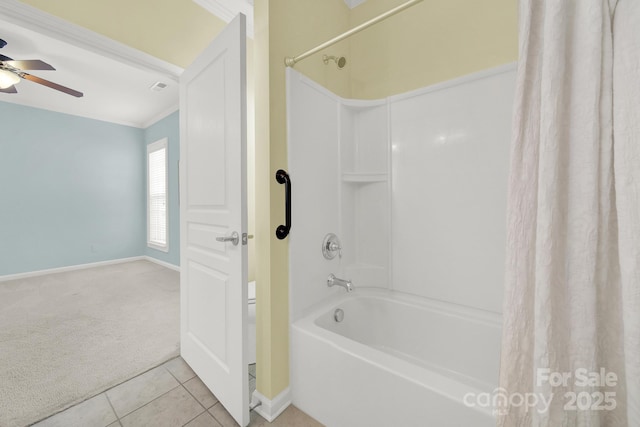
[208,402,226,426]
[104,393,120,424]
[106,362,250,426]
[173,367,253,426]
[27,358,180,426]
[104,360,183,420]
[180,407,208,427]
[163,360,197,385]
[164,365,183,384]
[117,384,182,420]
[181,382,209,412]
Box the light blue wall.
[143,111,180,267]
[0,101,146,275]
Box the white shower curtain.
[498,0,639,426]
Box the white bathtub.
[290,289,502,427]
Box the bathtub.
[290,289,502,427]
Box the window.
[147,138,168,251]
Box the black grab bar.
[275,169,291,240]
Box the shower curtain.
[498,0,639,426]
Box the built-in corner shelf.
[342,172,388,183]
[341,98,386,109]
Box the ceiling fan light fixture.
[0,69,20,89]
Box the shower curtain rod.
[284,0,424,67]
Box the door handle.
[216,231,240,246]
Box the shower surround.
[286,64,516,425]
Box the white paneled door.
[179,14,249,427]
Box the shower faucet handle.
[322,233,342,260]
[328,241,341,253]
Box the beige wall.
[349,0,518,99]
[253,0,351,400]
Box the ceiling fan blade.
[0,85,18,94]
[4,60,55,70]
[22,73,83,98]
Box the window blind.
[148,140,167,249]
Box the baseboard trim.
[0,256,181,282]
[0,256,145,282]
[144,256,180,272]
[252,387,292,422]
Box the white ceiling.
[0,18,180,129]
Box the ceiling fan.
[0,38,83,97]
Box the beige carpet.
[0,260,180,427]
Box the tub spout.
[327,274,354,292]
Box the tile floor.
[33,357,323,427]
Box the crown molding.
[0,0,183,81]
[193,0,254,38]
[343,0,368,8]
[142,104,179,129]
